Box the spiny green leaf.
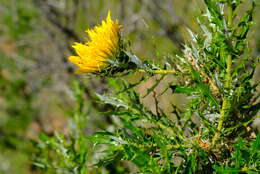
[170,85,195,95]
[96,93,128,109]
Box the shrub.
[34,0,260,173]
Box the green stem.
[226,3,233,88]
[212,98,230,146]
[212,3,233,147]
[138,69,176,74]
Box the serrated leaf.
[124,51,148,70]
[96,93,128,109]
[170,85,196,95]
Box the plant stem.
[212,99,230,146]
[138,69,176,74]
[212,3,233,147]
[226,3,233,88]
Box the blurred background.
[0,0,259,173]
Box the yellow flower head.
[69,11,121,74]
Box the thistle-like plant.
[35,0,259,173]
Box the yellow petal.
[68,10,121,74]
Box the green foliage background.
[0,0,259,173]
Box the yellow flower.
[69,11,121,74]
